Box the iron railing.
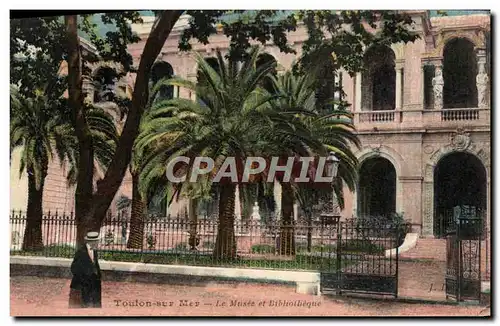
[9,211,410,273]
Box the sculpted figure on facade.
[432,66,444,109]
[476,63,489,108]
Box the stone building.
[10,10,491,242]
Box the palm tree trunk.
[127,172,145,249]
[213,183,237,260]
[279,182,295,256]
[22,168,46,251]
[188,198,199,250]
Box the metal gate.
[320,218,401,297]
[445,218,482,302]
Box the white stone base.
[10,255,321,296]
[385,233,419,258]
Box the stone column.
[395,62,403,110]
[332,71,342,110]
[187,73,197,101]
[432,62,444,110]
[355,72,362,112]
[82,77,94,102]
[273,181,282,220]
[173,85,179,98]
[421,65,426,110]
[234,185,241,220]
[476,51,489,109]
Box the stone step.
[400,238,447,261]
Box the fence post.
[395,225,399,298]
[336,221,342,296]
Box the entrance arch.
[358,157,397,218]
[433,152,486,237]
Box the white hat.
[84,231,100,241]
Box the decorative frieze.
[422,182,434,237]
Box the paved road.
[10,276,489,317]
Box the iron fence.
[9,210,412,274]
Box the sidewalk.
[10,276,490,317]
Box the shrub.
[105,230,114,245]
[296,244,336,253]
[202,241,215,249]
[146,234,156,249]
[251,244,275,254]
[173,242,188,251]
[341,239,384,254]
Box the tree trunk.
[127,172,145,249]
[188,198,199,250]
[89,11,184,228]
[65,12,183,245]
[279,182,295,256]
[213,183,237,260]
[22,167,46,251]
[65,15,96,246]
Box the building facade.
[10,11,491,240]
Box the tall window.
[443,38,477,108]
[197,57,219,105]
[256,53,278,94]
[151,61,174,101]
[93,66,118,103]
[362,45,396,111]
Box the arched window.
[196,57,220,105]
[362,45,396,111]
[151,61,174,101]
[256,53,278,94]
[93,66,118,103]
[197,57,219,85]
[443,38,478,108]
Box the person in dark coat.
[68,231,102,308]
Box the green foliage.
[173,242,189,251]
[296,244,336,253]
[137,47,288,197]
[116,195,132,211]
[265,70,360,209]
[251,244,276,254]
[146,234,157,249]
[341,239,384,254]
[202,241,215,249]
[10,17,67,97]
[12,244,76,258]
[105,230,114,245]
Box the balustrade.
[358,110,395,123]
[441,108,480,121]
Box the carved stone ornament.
[450,129,471,151]
[423,145,434,155]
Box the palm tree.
[137,47,284,260]
[10,84,72,250]
[11,80,119,251]
[265,70,360,255]
[126,76,176,249]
